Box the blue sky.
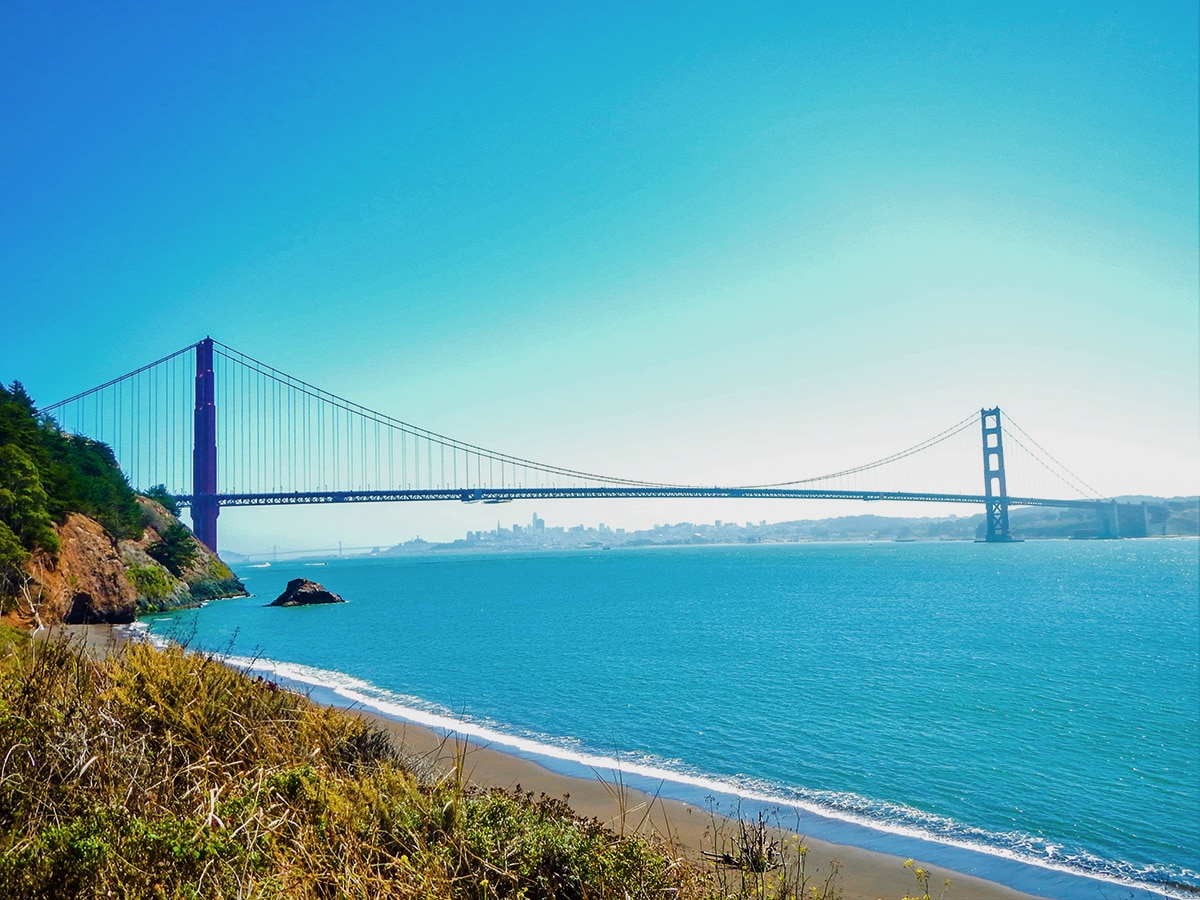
[2,2,1196,551]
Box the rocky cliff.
[17,497,244,626]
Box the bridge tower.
[192,337,219,551]
[980,407,1013,542]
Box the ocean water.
[141,539,1199,898]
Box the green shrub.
[127,565,175,601]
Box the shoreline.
[357,708,1044,900]
[228,650,1180,900]
[230,532,1200,565]
[52,623,1172,900]
[93,623,1042,899]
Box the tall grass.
[0,638,705,899]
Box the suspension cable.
[741,412,979,488]
[211,340,673,488]
[42,337,1108,504]
[1001,419,1105,499]
[41,343,196,414]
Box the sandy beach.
[360,711,1044,900]
[35,622,136,659]
[45,623,1043,900]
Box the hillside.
[0,380,243,626]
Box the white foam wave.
[216,653,1194,900]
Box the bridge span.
[46,338,1116,552]
[175,486,1106,511]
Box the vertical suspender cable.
[116,374,122,469]
[262,363,267,493]
[152,363,158,487]
[289,382,294,492]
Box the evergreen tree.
[0,379,146,602]
[146,484,180,516]
[147,523,198,576]
[0,520,29,601]
[0,445,58,554]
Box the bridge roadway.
[174,487,1107,511]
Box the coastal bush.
[0,635,921,899]
[0,623,27,653]
[0,638,710,899]
[126,564,174,601]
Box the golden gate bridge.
[43,338,1121,552]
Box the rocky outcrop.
[127,497,245,611]
[14,498,246,627]
[269,578,345,607]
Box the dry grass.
[0,638,708,899]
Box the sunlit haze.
[2,3,1196,553]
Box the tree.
[147,523,198,577]
[0,520,30,603]
[0,381,144,542]
[0,444,58,554]
[0,382,42,454]
[145,484,180,516]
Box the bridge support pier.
[1094,501,1118,539]
[192,337,219,552]
[980,407,1015,542]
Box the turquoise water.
[143,540,1199,898]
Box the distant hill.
[377,496,1198,557]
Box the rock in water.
[269,578,345,607]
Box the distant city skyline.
[220,496,1196,560]
[2,3,1196,550]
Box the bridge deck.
[172,487,1108,510]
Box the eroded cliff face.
[15,498,245,626]
[26,513,138,624]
